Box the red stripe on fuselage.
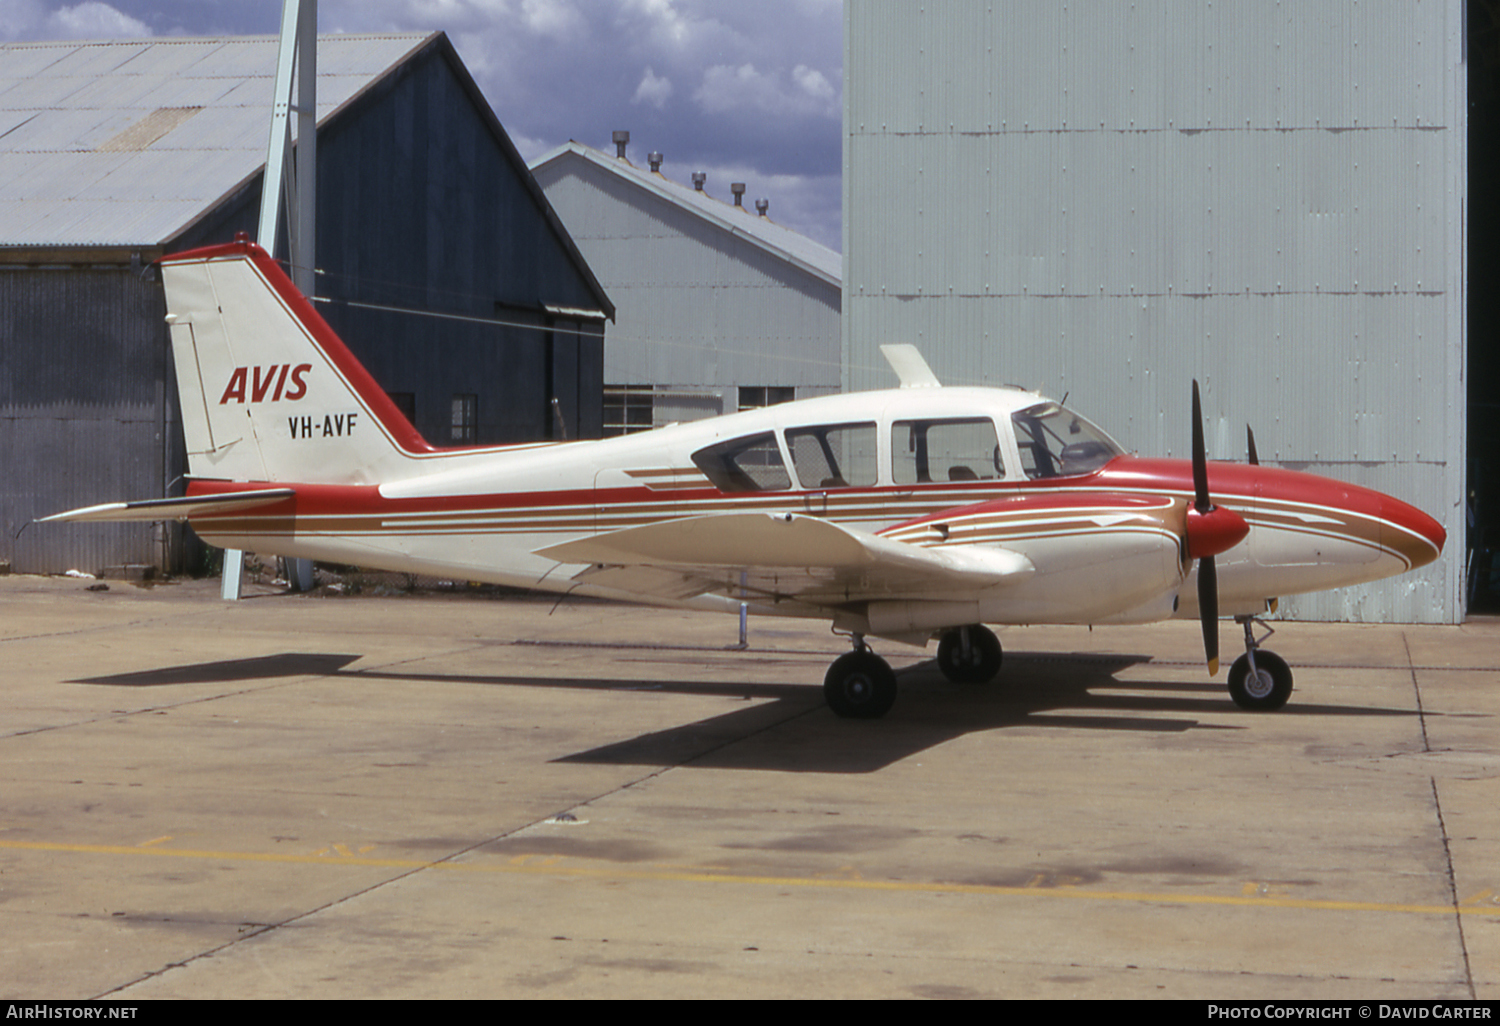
[182,453,1444,567]
[1095,457,1446,559]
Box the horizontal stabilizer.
[38,489,296,524]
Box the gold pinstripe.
[192,478,1433,570]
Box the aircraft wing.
[37,489,297,523]
[535,511,1033,607]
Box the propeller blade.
[1247,425,1260,466]
[1191,380,1210,512]
[1198,555,1220,676]
[1191,379,1220,675]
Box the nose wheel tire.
[1227,650,1293,711]
[824,650,898,719]
[936,625,1003,684]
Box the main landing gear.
[823,635,898,719]
[935,624,1003,684]
[823,624,1003,719]
[1226,615,1293,711]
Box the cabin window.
[786,422,879,489]
[691,432,791,492]
[1011,402,1123,479]
[892,418,1003,484]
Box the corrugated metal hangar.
[844,0,1468,623]
[530,138,841,432]
[1,32,611,576]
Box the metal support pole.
[284,0,317,594]
[731,570,749,649]
[292,0,316,297]
[258,0,303,257]
[220,548,245,601]
[224,0,317,600]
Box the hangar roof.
[530,141,841,289]
[0,33,432,249]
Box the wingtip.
[34,502,128,524]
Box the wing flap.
[38,488,296,524]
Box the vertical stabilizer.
[162,238,432,485]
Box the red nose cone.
[1186,504,1250,560]
[1379,493,1447,570]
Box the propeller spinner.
[1185,381,1250,675]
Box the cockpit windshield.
[1011,402,1124,479]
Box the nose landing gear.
[1226,615,1293,711]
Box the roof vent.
[691,172,706,191]
[755,198,769,217]
[730,182,746,207]
[647,151,663,172]
[612,130,630,159]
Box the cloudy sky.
[1,0,845,249]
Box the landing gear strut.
[1227,615,1293,711]
[823,634,898,719]
[936,624,1003,684]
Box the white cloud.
[519,0,584,41]
[619,0,691,48]
[694,63,770,114]
[694,61,837,120]
[45,1,151,39]
[631,66,673,109]
[0,0,154,41]
[0,0,44,41]
[792,64,835,104]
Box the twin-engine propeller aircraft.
[44,238,1446,719]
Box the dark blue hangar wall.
[183,34,613,452]
[2,34,611,575]
[315,34,611,449]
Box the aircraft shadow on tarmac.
[69,652,363,686]
[70,649,1420,774]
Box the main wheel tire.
[936,625,1003,684]
[824,650,898,719]
[1227,650,1293,711]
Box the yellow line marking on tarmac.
[2,837,1497,918]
